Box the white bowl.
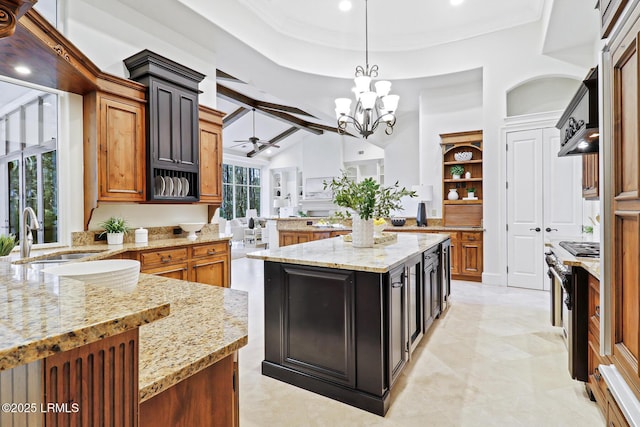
[43,260,141,292]
[179,222,205,240]
[454,151,472,161]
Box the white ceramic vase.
[107,232,124,245]
[448,189,459,200]
[465,171,472,179]
[452,174,461,180]
[0,255,11,263]
[468,192,475,199]
[351,213,374,248]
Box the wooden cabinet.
[460,233,483,277]
[83,87,147,228]
[423,249,440,331]
[140,353,236,427]
[124,50,205,202]
[135,241,230,287]
[608,8,640,403]
[388,264,408,387]
[199,106,224,204]
[582,153,599,200]
[599,0,629,38]
[44,328,139,427]
[406,254,424,351]
[587,273,607,406]
[440,130,483,227]
[279,230,338,246]
[190,242,230,287]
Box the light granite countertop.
[14,234,232,264]
[546,239,601,280]
[247,232,450,273]
[0,262,169,371]
[134,274,248,402]
[2,233,248,403]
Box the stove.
[559,241,600,258]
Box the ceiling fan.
[229,108,280,152]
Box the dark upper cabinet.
[124,50,205,202]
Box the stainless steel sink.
[22,251,107,264]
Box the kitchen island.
[247,232,451,415]
[0,259,247,427]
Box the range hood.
[556,67,599,157]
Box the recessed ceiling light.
[266,149,273,155]
[339,0,352,12]
[14,65,31,75]
[450,0,464,5]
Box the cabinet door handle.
[595,305,600,319]
[594,367,602,382]
[529,227,541,232]
[160,255,172,263]
[207,249,216,255]
[391,281,403,288]
[545,228,558,232]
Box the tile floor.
[231,257,604,426]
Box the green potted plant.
[0,234,16,262]
[324,172,415,247]
[99,216,130,245]
[450,165,464,180]
[467,187,476,198]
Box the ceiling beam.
[217,84,325,135]
[259,102,317,118]
[215,69,245,83]
[222,107,249,127]
[247,127,300,158]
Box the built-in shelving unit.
[440,130,483,226]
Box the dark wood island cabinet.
[249,233,451,416]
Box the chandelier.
[334,0,399,139]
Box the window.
[221,164,261,219]
[0,85,59,245]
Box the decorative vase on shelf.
[448,189,459,201]
[0,255,11,263]
[351,213,374,248]
[465,171,471,179]
[452,174,461,180]
[107,232,124,245]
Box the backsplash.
[71,224,220,246]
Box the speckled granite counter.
[0,262,169,371]
[247,232,450,273]
[14,234,232,264]
[136,274,247,402]
[273,217,483,233]
[546,239,601,280]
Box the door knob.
[545,228,558,232]
[529,227,541,232]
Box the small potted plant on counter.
[450,165,464,180]
[324,172,415,247]
[467,187,476,199]
[99,216,129,245]
[0,234,16,262]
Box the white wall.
[61,0,220,231]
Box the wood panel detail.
[139,353,235,427]
[199,106,224,204]
[43,328,139,427]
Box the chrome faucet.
[20,207,40,258]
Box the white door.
[507,129,544,289]
[507,127,582,290]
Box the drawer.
[460,232,481,242]
[140,247,188,266]
[588,338,607,401]
[191,242,228,259]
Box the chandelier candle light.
[334,0,399,138]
